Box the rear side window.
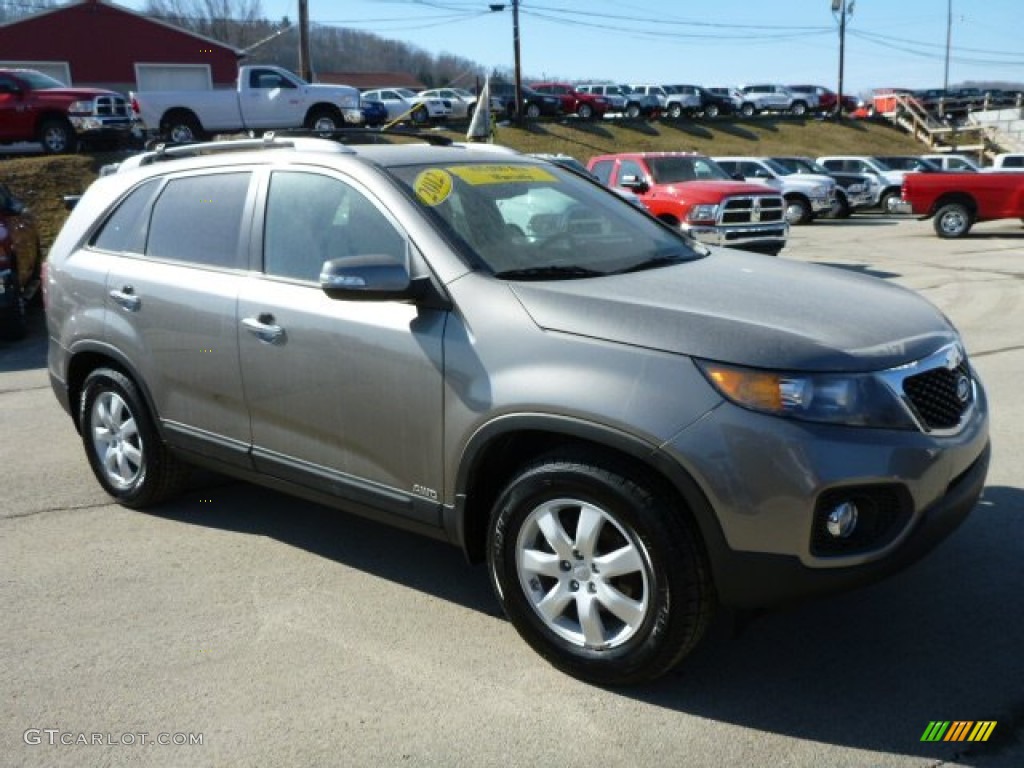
[147,173,251,269]
[91,179,160,254]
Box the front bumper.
[68,116,133,137]
[810,193,836,214]
[664,375,990,608]
[685,222,788,252]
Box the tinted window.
[91,180,161,254]
[590,160,613,185]
[264,171,406,282]
[147,173,251,268]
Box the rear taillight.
[131,98,140,114]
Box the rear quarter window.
[90,179,161,254]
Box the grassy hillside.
[1,116,924,254]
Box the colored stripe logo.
[921,721,997,742]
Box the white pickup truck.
[130,65,362,142]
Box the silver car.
[46,136,990,686]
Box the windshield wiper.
[493,265,604,281]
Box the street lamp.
[489,1,523,125]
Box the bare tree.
[0,0,57,23]
[145,0,270,49]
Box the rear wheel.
[933,202,973,238]
[487,454,713,685]
[410,105,429,125]
[80,368,190,507]
[577,103,594,120]
[525,103,541,120]
[625,103,641,119]
[740,102,755,117]
[667,103,683,120]
[38,118,76,154]
[791,100,808,116]
[705,103,720,118]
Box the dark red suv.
[529,82,610,119]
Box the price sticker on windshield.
[450,165,557,185]
[413,169,453,206]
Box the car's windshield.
[762,158,792,176]
[646,156,732,183]
[18,70,66,89]
[389,161,704,279]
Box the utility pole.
[832,0,853,118]
[943,0,952,92]
[512,0,523,125]
[298,0,312,82]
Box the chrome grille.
[719,195,785,225]
[94,95,130,117]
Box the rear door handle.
[109,286,140,311]
[242,313,285,344]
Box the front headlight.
[696,360,915,428]
[687,204,719,223]
[68,100,94,114]
[811,184,828,196]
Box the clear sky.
[124,0,1024,95]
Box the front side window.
[263,171,405,282]
[147,173,251,269]
[389,161,702,279]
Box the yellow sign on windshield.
[450,165,557,185]
[413,169,453,206]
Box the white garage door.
[135,64,212,91]
[0,61,71,84]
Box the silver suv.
[47,135,990,685]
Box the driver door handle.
[242,313,285,344]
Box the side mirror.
[731,172,746,182]
[319,254,450,309]
[619,174,649,193]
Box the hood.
[651,180,778,204]
[783,173,834,188]
[509,249,955,372]
[39,87,122,99]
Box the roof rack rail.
[134,133,354,167]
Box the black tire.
[577,103,594,120]
[0,265,27,341]
[625,103,641,119]
[667,103,682,120]
[830,190,852,219]
[306,107,343,133]
[487,454,713,685]
[79,368,190,508]
[784,196,813,225]
[410,105,429,125]
[879,189,902,216]
[38,118,76,154]
[740,102,755,117]
[525,103,542,120]
[791,100,808,116]
[162,112,204,144]
[933,202,973,238]
[705,103,720,118]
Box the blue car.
[360,99,388,127]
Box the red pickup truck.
[587,152,788,255]
[898,171,1024,237]
[0,69,132,153]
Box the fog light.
[825,501,859,538]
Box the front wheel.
[80,368,190,508]
[38,118,76,154]
[487,455,713,685]
[785,196,813,225]
[577,103,594,120]
[791,100,808,116]
[740,102,755,117]
[704,103,720,118]
[933,202,973,238]
[667,103,682,120]
[525,103,542,120]
[625,103,641,119]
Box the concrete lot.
[1,215,1022,767]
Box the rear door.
[101,170,254,467]
[237,168,445,527]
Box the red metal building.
[0,0,241,94]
